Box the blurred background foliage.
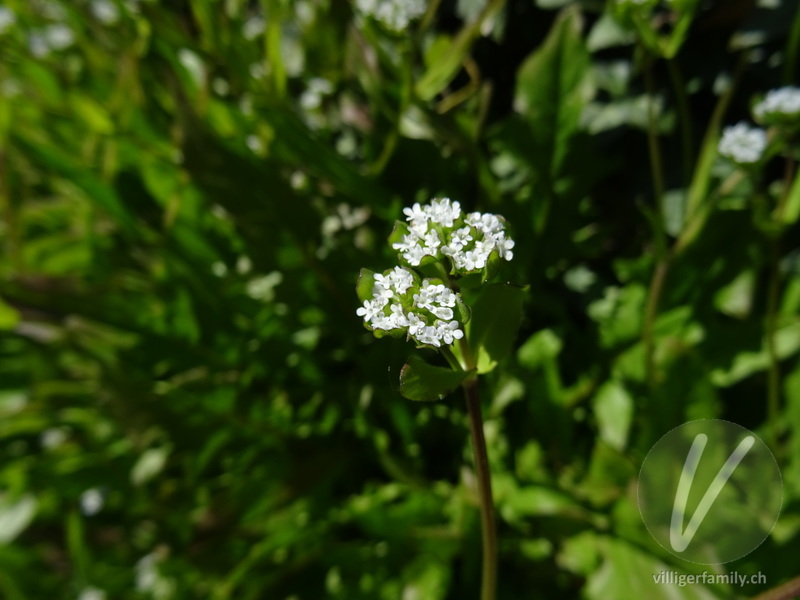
[0,0,799,598]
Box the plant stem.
[666,58,693,187]
[765,146,795,449]
[643,258,670,387]
[765,240,781,449]
[642,50,669,387]
[462,377,497,600]
[751,574,800,600]
[784,0,800,85]
[643,52,666,254]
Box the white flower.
[423,230,441,251]
[357,269,466,348]
[436,320,464,345]
[427,198,461,227]
[393,199,514,273]
[392,233,421,254]
[431,306,454,320]
[356,299,383,321]
[754,87,800,121]
[389,303,409,327]
[403,202,428,224]
[388,266,414,294]
[371,313,394,330]
[406,312,424,336]
[718,122,766,164]
[80,488,104,516]
[415,325,442,347]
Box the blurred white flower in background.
[91,0,121,25]
[243,15,265,40]
[300,78,334,111]
[355,0,427,31]
[754,86,800,121]
[136,552,176,599]
[41,427,69,449]
[718,122,767,164]
[80,488,104,516]
[0,7,16,35]
[29,24,75,58]
[78,587,107,600]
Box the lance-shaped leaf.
[399,354,475,402]
[513,7,593,184]
[467,283,526,374]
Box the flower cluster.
[392,198,515,273]
[354,0,426,31]
[356,266,465,347]
[718,122,766,164]
[754,87,800,123]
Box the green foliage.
[1,0,800,598]
[466,283,526,374]
[399,354,476,402]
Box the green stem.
[643,52,666,256]
[643,259,670,387]
[765,147,795,449]
[462,376,497,600]
[784,1,800,85]
[642,50,670,387]
[441,346,462,371]
[666,58,694,187]
[765,240,781,449]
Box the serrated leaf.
[467,283,526,374]
[399,354,475,402]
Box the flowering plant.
[355,198,524,600]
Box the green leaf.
[591,380,634,452]
[415,0,505,101]
[467,283,526,374]
[0,495,37,544]
[513,7,593,182]
[455,294,471,324]
[518,329,563,370]
[131,447,171,486]
[0,298,20,331]
[399,354,475,402]
[585,537,721,600]
[782,167,800,226]
[356,268,376,303]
